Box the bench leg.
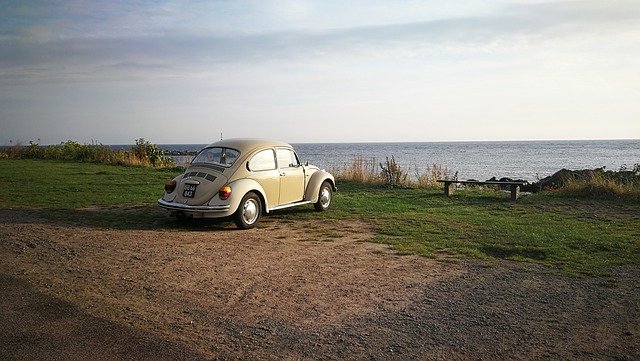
[444,182,455,197]
[510,185,520,201]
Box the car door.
[276,148,305,205]
[247,148,280,207]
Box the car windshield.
[192,147,240,167]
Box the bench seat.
[436,180,527,201]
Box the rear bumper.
[157,199,231,212]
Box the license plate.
[183,184,197,198]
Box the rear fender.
[305,171,336,202]
[210,178,268,214]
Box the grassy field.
[1,158,638,276]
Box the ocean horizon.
[112,139,640,182]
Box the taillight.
[219,185,232,200]
[164,180,177,193]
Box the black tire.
[234,192,262,229]
[314,181,333,211]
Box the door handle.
[280,172,286,177]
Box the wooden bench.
[436,180,527,201]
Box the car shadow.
[4,205,315,232]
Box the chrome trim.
[268,201,312,212]
[158,199,230,212]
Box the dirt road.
[1,207,638,360]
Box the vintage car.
[158,139,336,229]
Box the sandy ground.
[0,207,638,360]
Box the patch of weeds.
[477,261,498,269]
[481,245,547,261]
[297,237,317,242]
[322,230,345,239]
[597,279,620,288]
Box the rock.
[487,167,640,193]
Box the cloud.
[1,0,639,85]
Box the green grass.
[2,158,638,276]
[295,181,640,276]
[0,158,177,208]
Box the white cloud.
[2,0,639,84]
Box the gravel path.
[1,207,638,360]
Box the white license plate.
[183,184,197,198]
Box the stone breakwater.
[483,166,640,193]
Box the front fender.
[305,171,336,202]
[211,178,268,215]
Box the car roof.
[204,138,293,153]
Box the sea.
[145,139,639,182]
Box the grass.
[332,155,457,188]
[1,158,638,276]
[0,159,176,208]
[295,182,639,276]
[560,171,640,201]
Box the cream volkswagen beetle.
[158,139,336,229]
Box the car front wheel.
[314,181,333,211]
[234,192,262,229]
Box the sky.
[1,0,639,145]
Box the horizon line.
[4,137,639,146]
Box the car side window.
[276,148,299,169]
[248,149,276,172]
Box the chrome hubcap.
[320,187,331,207]
[242,199,258,224]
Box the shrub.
[414,164,458,189]
[25,141,44,158]
[130,138,172,167]
[380,156,408,188]
[334,155,382,184]
[59,140,83,160]
[335,155,457,189]
[1,138,175,169]
[7,140,24,158]
[558,168,640,200]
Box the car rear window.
[192,147,240,167]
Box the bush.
[25,141,44,158]
[558,166,640,200]
[414,164,458,189]
[334,155,382,184]
[380,156,408,188]
[1,138,175,168]
[334,155,457,189]
[130,138,172,167]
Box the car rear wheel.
[234,192,262,229]
[314,181,332,211]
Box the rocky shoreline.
[483,166,640,193]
